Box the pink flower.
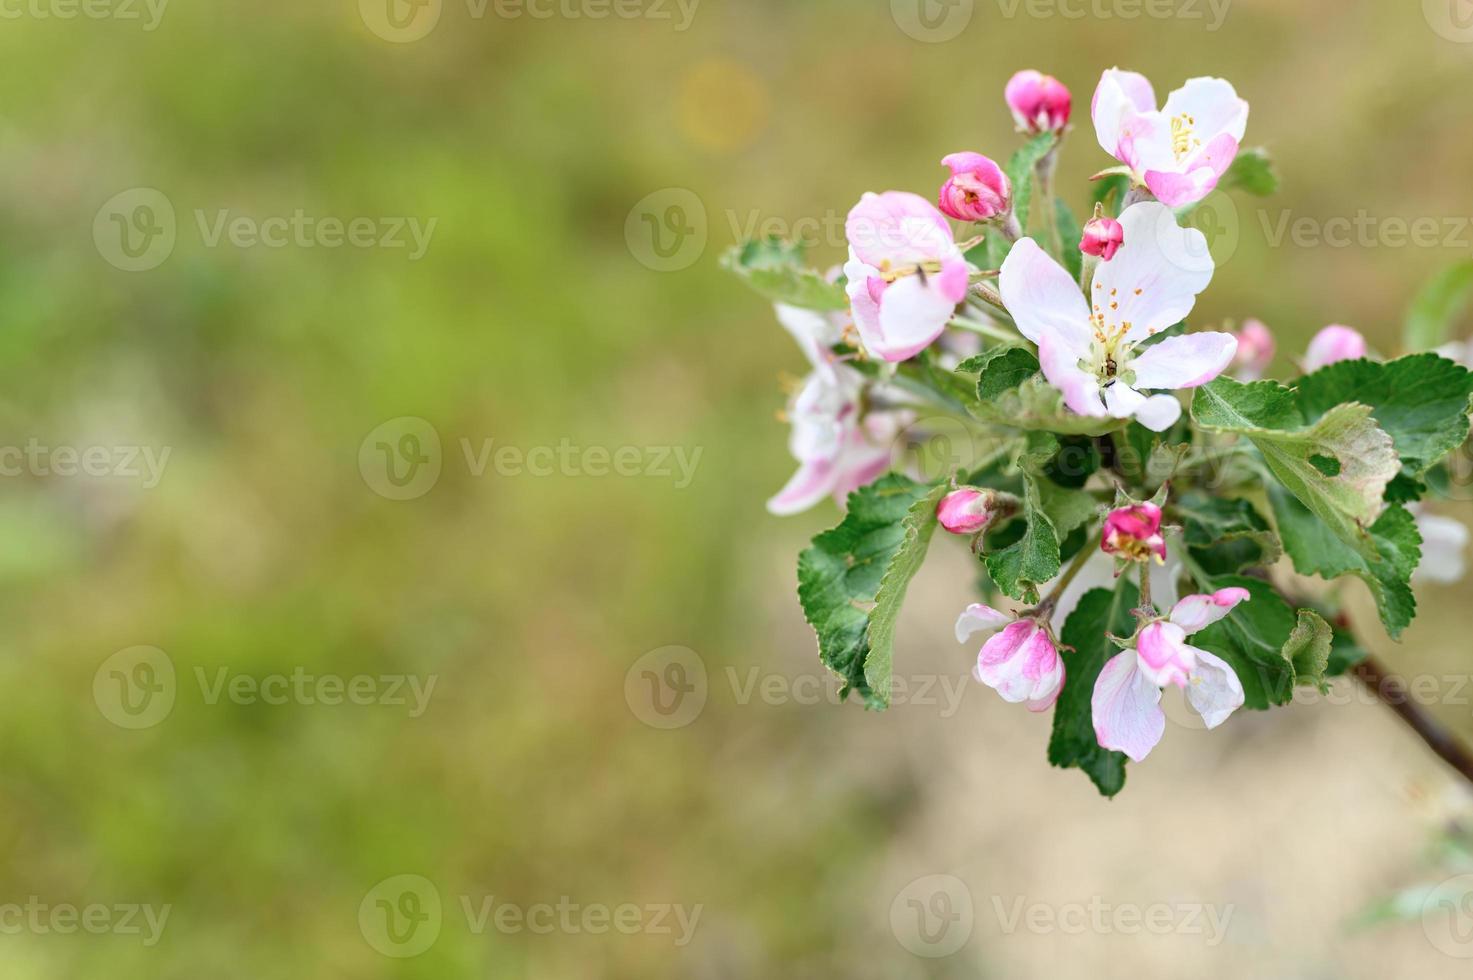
[937,487,1001,535]
[1233,318,1276,380]
[1091,69,1249,208]
[938,153,1011,223]
[1102,502,1167,563]
[1091,588,1250,761]
[1080,213,1124,261]
[998,201,1237,432]
[844,192,971,363]
[1303,325,1368,372]
[956,605,1065,712]
[1005,70,1071,134]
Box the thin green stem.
[949,316,1024,347]
[1037,532,1099,618]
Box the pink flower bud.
[1233,319,1276,380]
[1004,70,1071,134]
[937,487,999,535]
[938,152,1011,223]
[1102,502,1167,563]
[1303,325,1368,372]
[1080,214,1124,261]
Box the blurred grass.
[0,1,1468,976]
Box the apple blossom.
[998,201,1237,432]
[844,191,971,363]
[1092,588,1250,761]
[1413,508,1469,585]
[1232,318,1276,380]
[938,152,1011,223]
[956,605,1065,712]
[1102,502,1167,563]
[1303,324,1368,372]
[1080,212,1124,260]
[937,487,1014,535]
[1005,70,1071,135]
[1091,68,1248,208]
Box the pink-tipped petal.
[846,191,956,269]
[872,272,959,362]
[1169,587,1251,634]
[1131,332,1239,390]
[1091,68,1157,165]
[955,603,1013,644]
[766,458,836,516]
[1135,621,1196,689]
[1185,647,1245,729]
[1092,650,1166,763]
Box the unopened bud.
[1102,502,1167,563]
[938,153,1011,223]
[1005,69,1071,135]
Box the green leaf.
[1284,610,1333,693]
[983,435,1090,603]
[1326,630,1370,676]
[1006,132,1057,232]
[1267,486,1422,638]
[1190,576,1300,709]
[1055,199,1083,281]
[960,346,1040,402]
[1048,580,1138,798]
[796,475,941,708]
[864,483,948,705]
[1404,260,1473,352]
[1296,353,1473,479]
[1192,378,1399,562]
[1176,492,1283,574]
[1219,147,1279,197]
[720,238,848,311]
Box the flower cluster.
[730,66,1473,798]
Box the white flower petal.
[1094,202,1214,343]
[1092,650,1166,763]
[1131,332,1239,390]
[1185,647,1245,729]
[999,237,1093,349]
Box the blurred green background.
[1,0,1472,976]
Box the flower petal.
[846,191,956,268]
[872,271,960,362]
[955,604,1013,644]
[1094,202,1214,343]
[1091,68,1157,165]
[1168,587,1251,634]
[1131,332,1239,390]
[766,458,836,516]
[998,237,1093,349]
[1415,513,1470,585]
[1136,621,1195,689]
[1092,650,1166,763]
[1160,77,1249,148]
[1185,647,1245,729]
[1039,331,1108,418]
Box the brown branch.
[1353,654,1473,787]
